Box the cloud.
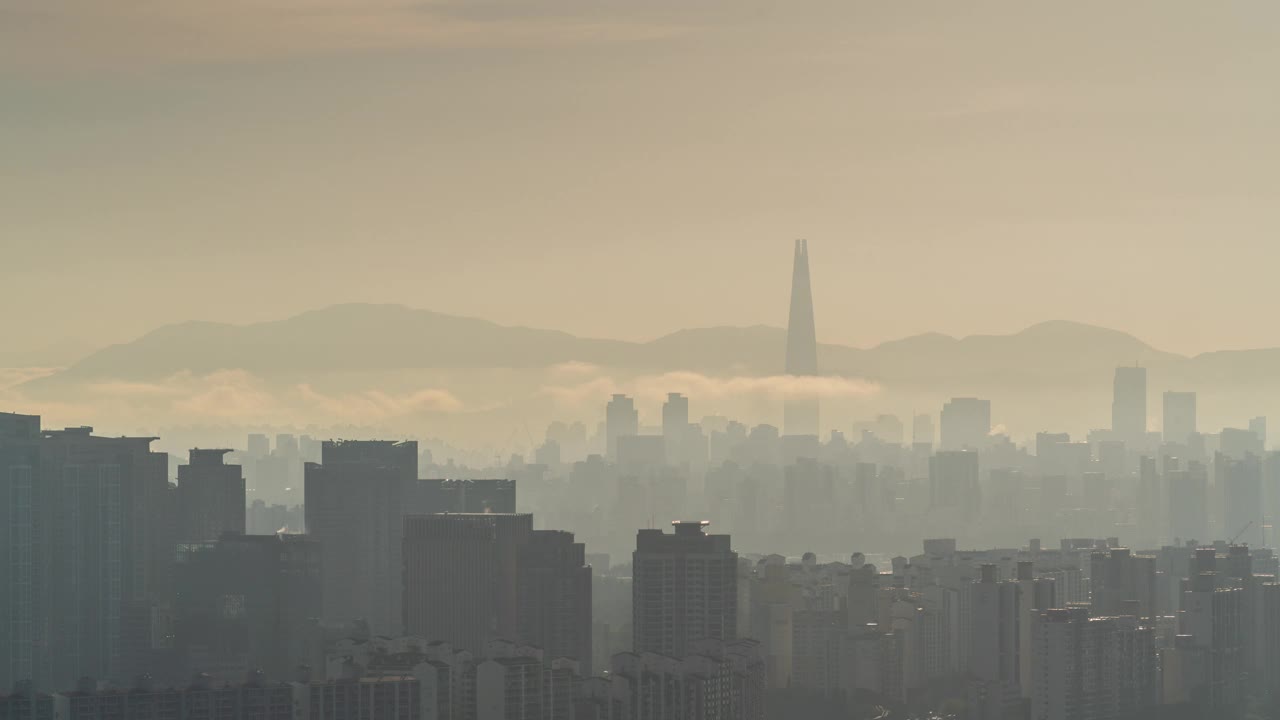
[540,369,880,410]
[295,384,464,421]
[2,368,465,428]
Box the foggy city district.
[6,3,1280,720]
[5,238,1280,720]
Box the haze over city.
[6,2,1280,720]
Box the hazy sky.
[4,0,1279,358]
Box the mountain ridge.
[19,303,1256,392]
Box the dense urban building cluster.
[5,244,1280,720]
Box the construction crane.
[1229,520,1253,545]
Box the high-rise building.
[1031,608,1156,720]
[1162,391,1196,446]
[1178,572,1245,710]
[402,513,533,655]
[605,394,638,461]
[1168,462,1210,545]
[940,398,991,450]
[1112,366,1147,448]
[304,439,417,635]
[662,392,702,466]
[173,533,322,682]
[38,425,173,690]
[1090,547,1158,620]
[0,412,41,692]
[177,449,245,544]
[784,239,819,438]
[1218,451,1264,547]
[1015,562,1056,700]
[929,450,980,515]
[1251,416,1268,449]
[969,564,1020,718]
[633,521,738,657]
[516,530,593,671]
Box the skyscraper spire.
[784,239,819,436]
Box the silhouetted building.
[1163,391,1196,446]
[174,533,322,682]
[177,449,245,544]
[517,531,593,671]
[1112,366,1147,449]
[1031,608,1156,720]
[38,425,172,690]
[305,440,417,635]
[1169,462,1209,545]
[402,513,532,656]
[784,239,819,437]
[605,395,638,461]
[929,450,980,515]
[1218,451,1264,547]
[940,398,991,451]
[0,412,41,691]
[633,521,738,657]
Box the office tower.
[784,458,837,546]
[173,534,322,682]
[1221,427,1264,461]
[36,425,172,690]
[516,530,593,670]
[784,239,819,437]
[662,392,689,441]
[912,413,935,447]
[605,394,638,460]
[633,521,738,657]
[246,433,270,458]
[1112,366,1147,448]
[1169,462,1210,545]
[0,412,41,691]
[615,435,666,466]
[274,433,299,459]
[304,439,417,635]
[1252,416,1268,449]
[1090,547,1158,620]
[177,448,245,543]
[1015,562,1055,700]
[1034,432,1070,476]
[402,513,533,655]
[1031,608,1156,720]
[874,414,904,445]
[929,450,980,515]
[940,398,991,450]
[1163,391,1196,445]
[1218,451,1264,547]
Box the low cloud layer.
[540,368,880,409]
[1,368,466,430]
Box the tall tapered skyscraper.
[784,239,819,436]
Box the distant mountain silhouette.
[22,304,1273,394]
